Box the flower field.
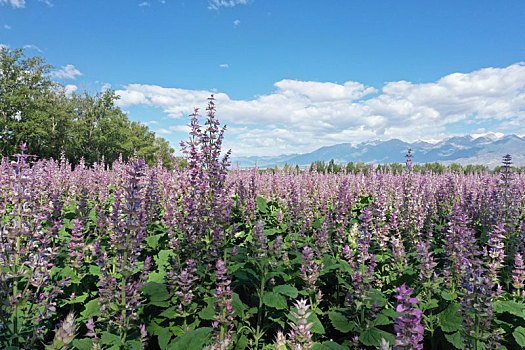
[1,100,525,349]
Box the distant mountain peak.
[231,133,525,168]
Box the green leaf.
[89,265,102,277]
[128,340,143,350]
[371,314,391,327]
[146,233,164,250]
[309,313,325,335]
[513,326,525,347]
[235,335,249,350]
[311,341,348,349]
[100,332,122,346]
[444,331,465,349]
[72,339,95,350]
[80,298,100,319]
[438,302,463,333]
[198,304,216,320]
[256,196,268,212]
[263,292,288,309]
[63,292,89,305]
[493,300,525,320]
[328,310,352,333]
[441,290,457,301]
[168,327,212,350]
[232,293,248,316]
[142,282,170,304]
[366,288,386,307]
[273,285,299,298]
[359,327,395,347]
[158,327,173,350]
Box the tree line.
[0,47,174,166]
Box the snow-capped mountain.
[231,134,525,168]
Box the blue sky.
[1,0,524,156]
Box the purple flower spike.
[394,284,424,350]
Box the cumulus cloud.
[219,63,229,68]
[116,62,525,156]
[4,24,11,30]
[64,84,77,97]
[233,19,240,26]
[52,64,83,80]
[208,0,248,10]
[0,0,25,8]
[138,1,150,6]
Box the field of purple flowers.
[1,98,524,350]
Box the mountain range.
[231,133,525,169]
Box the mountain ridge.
[231,134,525,168]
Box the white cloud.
[64,84,77,97]
[101,83,112,91]
[4,24,11,30]
[23,44,42,52]
[219,63,229,68]
[233,19,240,26]
[38,0,53,7]
[208,0,248,10]
[116,62,525,156]
[138,1,150,6]
[52,64,83,80]
[0,0,25,8]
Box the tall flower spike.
[394,284,424,350]
[288,299,314,350]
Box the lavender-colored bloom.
[288,299,314,350]
[208,259,235,349]
[300,246,322,298]
[459,262,501,349]
[394,284,424,350]
[512,252,525,296]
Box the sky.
[1,0,525,157]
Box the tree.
[0,47,175,166]
[0,47,57,156]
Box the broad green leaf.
[513,326,525,347]
[100,332,122,346]
[168,327,212,350]
[256,196,268,212]
[145,233,164,249]
[441,290,457,301]
[493,300,525,320]
[235,334,249,350]
[232,293,248,315]
[263,292,288,309]
[438,302,463,333]
[328,310,351,333]
[158,327,173,350]
[311,341,348,349]
[80,298,100,319]
[371,314,391,327]
[142,282,170,303]
[199,304,216,320]
[160,306,178,319]
[359,327,395,347]
[444,331,465,349]
[63,292,89,304]
[72,339,95,350]
[89,265,102,277]
[309,313,326,335]
[273,285,299,298]
[128,340,143,350]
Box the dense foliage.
[1,97,525,350]
[0,47,174,166]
